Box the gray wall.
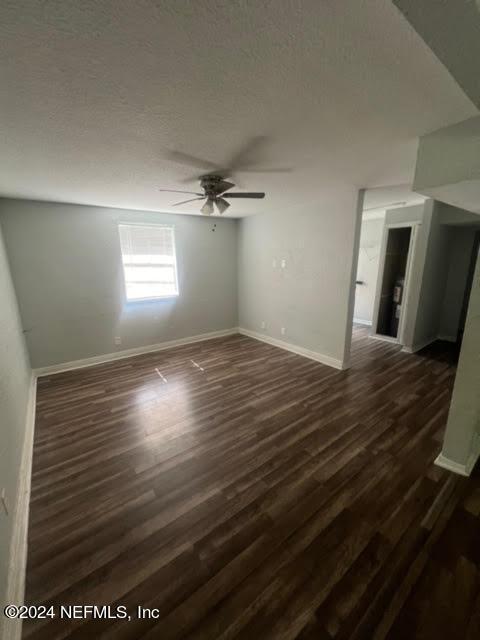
[238,189,361,365]
[439,204,480,226]
[410,201,451,348]
[413,117,480,215]
[414,117,480,192]
[0,199,238,368]
[407,202,480,348]
[439,227,477,340]
[441,244,480,467]
[0,223,31,611]
[353,217,384,324]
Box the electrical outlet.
[1,488,8,516]
[261,321,266,329]
[281,259,286,269]
[114,336,122,346]
[281,327,286,336]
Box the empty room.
[2,2,480,639]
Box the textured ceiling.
[0,0,477,217]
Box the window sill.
[125,294,179,304]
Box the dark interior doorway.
[376,226,412,339]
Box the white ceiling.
[0,0,477,217]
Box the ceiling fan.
[159,136,290,215]
[160,175,265,215]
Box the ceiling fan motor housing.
[200,174,227,198]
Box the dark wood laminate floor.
[24,327,480,639]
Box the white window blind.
[118,224,179,301]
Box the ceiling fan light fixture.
[215,198,230,214]
[201,199,214,215]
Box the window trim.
[118,222,179,303]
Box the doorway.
[375,226,412,339]
[370,223,417,344]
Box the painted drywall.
[414,117,480,214]
[438,227,477,340]
[384,204,426,227]
[410,202,451,349]
[414,117,480,191]
[0,199,238,368]
[407,202,480,348]
[438,204,480,226]
[353,217,384,324]
[440,245,480,468]
[0,223,31,612]
[238,188,362,365]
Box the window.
[118,223,179,301]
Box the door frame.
[371,221,420,345]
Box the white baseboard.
[434,446,480,477]
[34,328,239,377]
[403,333,458,354]
[353,318,372,327]
[238,328,345,370]
[401,336,437,354]
[1,374,37,640]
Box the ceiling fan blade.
[159,189,203,195]
[167,150,219,171]
[214,180,235,194]
[215,198,230,214]
[227,136,268,171]
[172,197,204,206]
[201,199,214,215]
[222,192,265,199]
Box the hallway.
[24,327,480,639]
